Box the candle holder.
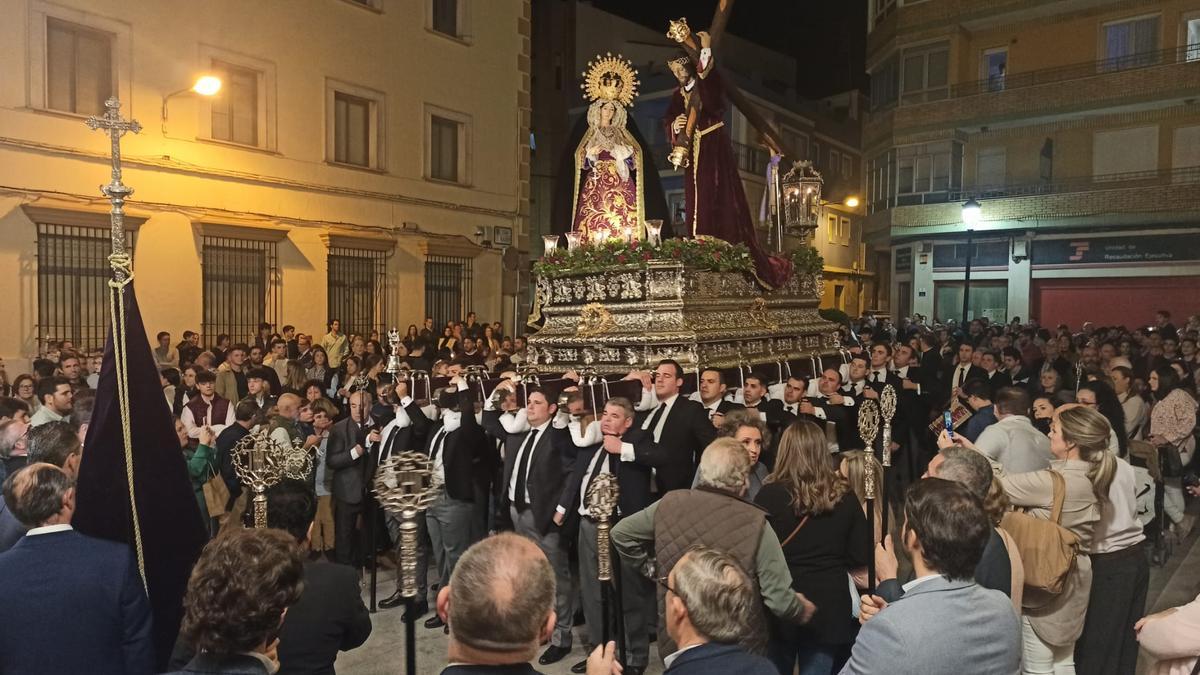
[542,234,561,255]
[565,232,582,252]
[231,428,313,528]
[645,220,663,247]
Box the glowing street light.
[162,74,223,128]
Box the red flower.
[617,255,627,263]
[642,252,652,260]
[672,249,682,258]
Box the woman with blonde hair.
[1000,405,1116,675]
[839,450,885,541]
[755,420,871,675]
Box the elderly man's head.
[275,393,302,421]
[695,438,751,496]
[927,446,994,502]
[2,463,75,528]
[665,546,760,650]
[27,421,82,479]
[438,533,556,664]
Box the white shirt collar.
[530,419,551,433]
[902,573,943,594]
[683,78,697,93]
[664,643,704,669]
[26,523,73,536]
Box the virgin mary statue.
[571,98,641,240]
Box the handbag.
[780,514,810,547]
[201,465,230,519]
[999,470,1078,596]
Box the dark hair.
[744,373,768,389]
[32,359,57,379]
[700,368,725,385]
[2,464,74,527]
[270,338,286,350]
[281,325,295,333]
[160,368,181,388]
[309,398,338,419]
[657,359,684,380]
[265,479,317,544]
[27,421,81,467]
[36,376,70,405]
[903,478,991,581]
[0,397,30,420]
[195,370,217,385]
[1152,365,1183,401]
[1001,346,1022,362]
[180,528,304,656]
[962,378,993,401]
[871,341,893,356]
[234,398,260,422]
[72,389,96,426]
[246,367,273,382]
[157,331,170,341]
[1078,380,1128,457]
[993,386,1030,418]
[229,343,250,356]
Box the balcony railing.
[949,165,1200,202]
[949,45,1200,99]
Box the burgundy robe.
[665,69,792,288]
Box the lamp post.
[960,198,982,327]
[162,75,222,133]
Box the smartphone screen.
[944,411,954,438]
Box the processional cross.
[85,97,141,283]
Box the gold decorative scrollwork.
[577,303,615,338]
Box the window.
[425,255,473,329]
[867,149,897,212]
[1186,17,1200,62]
[1102,16,1160,71]
[976,147,1007,190]
[334,92,371,167]
[842,154,853,179]
[829,149,840,175]
[842,218,853,247]
[326,80,385,170]
[870,53,900,110]
[781,126,809,163]
[1040,139,1054,183]
[426,106,471,184]
[872,0,896,26]
[1093,126,1158,178]
[36,221,136,351]
[45,18,113,116]
[833,284,846,311]
[432,0,460,37]
[812,141,822,168]
[328,247,389,338]
[1172,126,1200,182]
[894,141,963,204]
[826,214,839,245]
[901,42,949,104]
[982,47,1007,92]
[210,61,259,146]
[201,236,279,346]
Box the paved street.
[334,507,1200,675]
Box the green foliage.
[533,236,824,278]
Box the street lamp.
[960,197,982,327]
[162,74,223,130]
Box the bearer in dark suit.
[0,463,154,675]
[557,397,664,675]
[801,368,859,451]
[693,368,744,426]
[420,376,490,630]
[484,381,578,665]
[979,350,1012,392]
[943,342,987,406]
[737,373,791,444]
[325,390,381,569]
[891,343,933,485]
[635,360,718,493]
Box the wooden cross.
[86,97,141,282]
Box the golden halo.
[580,53,640,107]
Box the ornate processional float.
[527,19,843,375]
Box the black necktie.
[381,428,401,462]
[644,403,666,438]
[514,429,539,509]
[428,428,447,462]
[787,404,798,415]
[872,371,880,383]
[957,367,965,388]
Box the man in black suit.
[943,342,987,406]
[801,368,859,451]
[635,360,718,493]
[0,463,154,675]
[979,350,1012,392]
[694,368,744,426]
[436,533,557,675]
[420,377,489,630]
[557,397,663,675]
[891,344,932,485]
[485,382,577,665]
[267,480,372,675]
[738,373,791,441]
[1001,347,1034,389]
[376,380,433,611]
[325,390,381,569]
[917,332,945,407]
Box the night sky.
[593,0,867,98]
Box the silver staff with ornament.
[878,384,897,538]
[857,399,881,593]
[231,428,314,529]
[374,451,438,675]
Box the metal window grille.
[36,223,136,353]
[201,236,279,346]
[328,247,389,338]
[424,254,472,329]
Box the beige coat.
[1001,459,1100,646]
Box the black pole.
[961,227,974,327]
[600,578,611,645]
[866,497,876,594]
[610,548,627,665]
[368,498,378,612]
[405,598,417,675]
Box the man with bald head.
[0,463,154,674]
[437,532,557,675]
[327,390,382,568]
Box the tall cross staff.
[84,96,148,587]
[86,97,141,283]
